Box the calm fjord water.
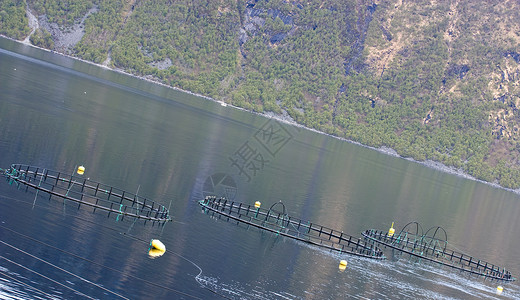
[1,38,519,299]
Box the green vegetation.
[74,0,125,63]
[30,28,54,48]
[0,0,31,39]
[31,0,94,26]
[110,0,241,98]
[2,0,520,188]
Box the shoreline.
[1,34,518,195]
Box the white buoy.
[496,286,503,295]
[255,201,261,208]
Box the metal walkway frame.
[2,164,172,224]
[199,196,385,259]
[362,222,515,281]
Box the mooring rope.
[0,269,56,298]
[0,194,232,299]
[0,239,129,299]
[0,223,208,299]
[0,255,96,299]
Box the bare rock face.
[22,7,39,44]
[37,6,97,54]
[240,5,295,48]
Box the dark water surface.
[1,38,519,299]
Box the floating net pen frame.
[200,196,385,260]
[2,164,172,224]
[362,222,515,282]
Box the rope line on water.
[0,239,129,299]
[0,224,203,299]
[0,269,55,298]
[32,168,45,208]
[167,248,233,300]
[0,255,96,299]
[0,223,231,300]
[0,194,232,299]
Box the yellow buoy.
[148,248,165,258]
[77,166,85,175]
[388,222,395,237]
[255,201,261,208]
[339,260,348,271]
[150,239,166,252]
[496,286,503,295]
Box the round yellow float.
[148,239,166,258]
[148,248,165,258]
[150,239,166,252]
[339,260,348,271]
[77,166,85,175]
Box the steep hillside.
[2,0,520,188]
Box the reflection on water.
[1,37,520,299]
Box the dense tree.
[29,28,54,48]
[0,0,31,39]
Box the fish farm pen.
[1,164,172,224]
[199,196,385,259]
[362,222,515,282]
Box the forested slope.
[2,0,520,188]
